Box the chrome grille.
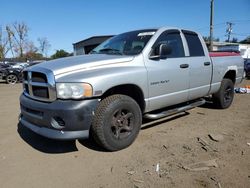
[23,69,56,102]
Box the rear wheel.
[212,78,234,109]
[91,94,142,151]
[244,70,250,79]
[6,74,18,84]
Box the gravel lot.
[0,80,249,188]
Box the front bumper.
[19,94,99,140]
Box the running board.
[144,99,206,120]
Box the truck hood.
[30,54,134,76]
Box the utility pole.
[209,0,214,51]
[226,22,234,42]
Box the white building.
[212,42,250,59]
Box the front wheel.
[212,78,234,109]
[91,94,142,151]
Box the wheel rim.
[111,109,134,140]
[224,86,233,103]
[7,75,17,84]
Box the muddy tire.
[213,78,234,109]
[91,94,142,151]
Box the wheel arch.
[223,70,236,83]
[101,84,145,113]
[7,72,19,78]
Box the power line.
[197,22,225,31]
[196,20,250,31]
[231,33,250,37]
[227,19,250,23]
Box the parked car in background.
[11,62,29,69]
[0,63,23,84]
[27,60,44,67]
[0,60,44,84]
[244,59,250,78]
[4,60,44,69]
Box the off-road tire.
[91,94,142,151]
[213,78,234,109]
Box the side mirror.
[150,43,172,60]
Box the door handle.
[180,64,189,68]
[204,62,211,66]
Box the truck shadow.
[78,137,107,152]
[17,123,78,154]
[17,112,195,153]
[79,113,191,151]
[198,102,215,109]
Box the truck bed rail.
[209,51,240,57]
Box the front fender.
[56,65,148,98]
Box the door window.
[151,31,185,58]
[183,32,205,57]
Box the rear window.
[183,32,205,57]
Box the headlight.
[56,83,93,99]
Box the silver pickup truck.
[19,27,244,151]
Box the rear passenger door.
[182,30,212,100]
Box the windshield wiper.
[99,48,123,55]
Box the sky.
[1,0,249,56]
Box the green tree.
[51,49,72,59]
[24,52,43,60]
[240,36,250,44]
[231,37,238,43]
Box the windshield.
[91,29,156,55]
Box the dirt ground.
[0,79,249,188]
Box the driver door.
[144,30,190,111]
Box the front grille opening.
[32,72,47,83]
[32,86,49,98]
[23,70,56,102]
[23,71,28,80]
[21,105,43,117]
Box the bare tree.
[0,26,11,60]
[6,22,29,58]
[5,25,15,58]
[3,22,50,60]
[37,37,51,57]
[25,41,38,54]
